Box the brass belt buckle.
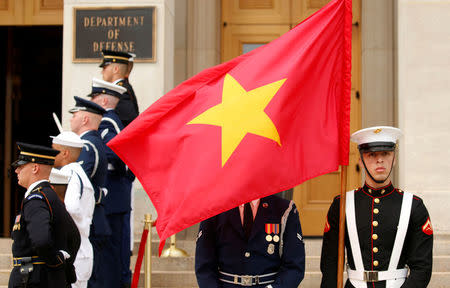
[240,275,253,286]
[364,271,378,282]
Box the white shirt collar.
[24,180,48,198]
[239,199,260,208]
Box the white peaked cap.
[50,131,84,148]
[49,168,71,185]
[351,126,402,145]
[351,126,402,152]
[92,77,127,95]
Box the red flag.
[109,0,352,254]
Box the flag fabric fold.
[108,0,352,255]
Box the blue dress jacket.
[78,130,110,237]
[195,195,305,288]
[98,109,132,214]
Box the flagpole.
[337,165,348,288]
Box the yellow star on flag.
[188,73,287,167]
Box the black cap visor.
[11,159,28,169]
[358,141,396,153]
[11,156,55,169]
[99,59,111,68]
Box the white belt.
[347,267,408,282]
[218,270,276,286]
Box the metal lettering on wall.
[73,7,156,62]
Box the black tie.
[243,202,253,240]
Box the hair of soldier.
[31,163,53,183]
[110,62,128,78]
[90,112,103,127]
[93,93,120,109]
[126,61,134,78]
[79,110,103,130]
[60,145,82,163]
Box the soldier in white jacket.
[51,131,96,288]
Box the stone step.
[0,254,12,270]
[132,271,323,287]
[0,239,11,254]
[1,235,449,287]
[1,251,448,274]
[2,239,449,271]
[128,254,450,274]
[108,271,450,288]
[0,269,10,286]
[2,268,450,287]
[137,236,450,257]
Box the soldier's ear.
[63,149,70,159]
[82,114,89,125]
[113,64,120,74]
[31,163,39,174]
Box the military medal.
[265,223,280,243]
[267,243,275,254]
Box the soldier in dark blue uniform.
[320,126,433,288]
[99,49,139,127]
[89,78,133,288]
[9,142,80,288]
[69,96,110,288]
[195,195,305,288]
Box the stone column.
[186,0,220,78]
[396,0,450,234]
[361,0,395,127]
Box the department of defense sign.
[73,6,156,62]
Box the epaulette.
[31,187,42,193]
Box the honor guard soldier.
[320,126,433,288]
[9,142,80,288]
[195,195,305,288]
[100,49,139,127]
[90,78,133,288]
[69,96,110,288]
[51,131,96,288]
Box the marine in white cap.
[51,131,96,288]
[320,126,433,288]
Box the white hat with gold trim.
[350,126,402,153]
